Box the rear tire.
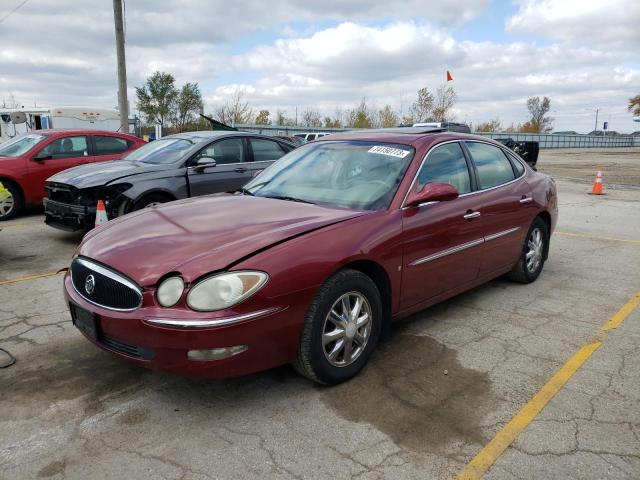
[293,269,382,385]
[132,193,173,211]
[508,217,549,283]
[0,181,23,221]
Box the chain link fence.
[232,124,640,148]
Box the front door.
[26,135,92,203]
[401,141,484,309]
[187,137,252,196]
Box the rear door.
[26,135,93,201]
[187,136,252,196]
[401,141,484,309]
[464,141,534,277]
[91,135,133,163]
[247,137,290,178]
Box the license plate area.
[70,303,99,340]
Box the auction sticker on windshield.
[368,146,411,158]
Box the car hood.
[47,160,167,188]
[79,195,366,286]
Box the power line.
[0,0,29,25]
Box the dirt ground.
[537,147,640,188]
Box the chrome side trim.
[71,257,143,312]
[485,227,521,242]
[409,238,484,266]
[146,307,282,329]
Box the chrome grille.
[70,257,142,311]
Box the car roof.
[162,130,295,144]
[313,128,494,149]
[27,129,141,140]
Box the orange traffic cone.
[95,200,109,227]
[591,167,604,195]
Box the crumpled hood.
[47,160,166,188]
[79,194,366,286]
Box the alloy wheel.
[526,227,544,273]
[322,291,372,367]
[0,191,14,218]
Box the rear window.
[94,136,130,155]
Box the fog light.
[187,345,247,361]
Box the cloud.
[507,0,640,52]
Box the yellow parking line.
[0,271,63,286]
[555,231,640,245]
[454,290,640,480]
[0,222,41,230]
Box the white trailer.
[0,106,122,142]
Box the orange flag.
[446,70,453,81]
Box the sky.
[1,0,638,133]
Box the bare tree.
[1,92,19,108]
[214,88,254,125]
[302,108,322,127]
[378,105,399,128]
[432,85,457,122]
[410,87,434,122]
[523,96,553,133]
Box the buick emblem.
[85,275,96,295]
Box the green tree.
[410,87,434,122]
[135,71,178,128]
[378,105,399,127]
[628,95,640,116]
[347,98,374,128]
[324,116,342,128]
[525,96,553,132]
[174,82,203,132]
[255,110,271,125]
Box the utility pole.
[594,108,599,133]
[113,0,129,133]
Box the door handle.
[519,196,533,204]
[234,167,248,173]
[463,211,481,220]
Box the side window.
[94,136,129,155]
[417,142,471,194]
[196,138,244,165]
[250,138,286,162]
[466,142,516,189]
[508,152,526,176]
[307,134,316,141]
[40,136,88,159]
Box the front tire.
[508,217,549,283]
[132,193,172,211]
[294,269,382,385]
[0,182,23,221]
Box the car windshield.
[244,141,415,210]
[0,134,47,157]
[125,137,195,164]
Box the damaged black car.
[44,131,295,231]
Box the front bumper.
[63,273,308,378]
[44,198,95,232]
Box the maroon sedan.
[64,128,557,384]
[0,130,145,220]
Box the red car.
[0,130,145,220]
[64,128,558,384]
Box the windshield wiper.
[236,187,254,196]
[264,195,315,205]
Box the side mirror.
[405,182,459,208]
[194,157,217,172]
[32,152,52,161]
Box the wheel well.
[536,211,552,259]
[340,260,393,339]
[132,191,176,209]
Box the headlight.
[157,276,185,307]
[186,271,268,311]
